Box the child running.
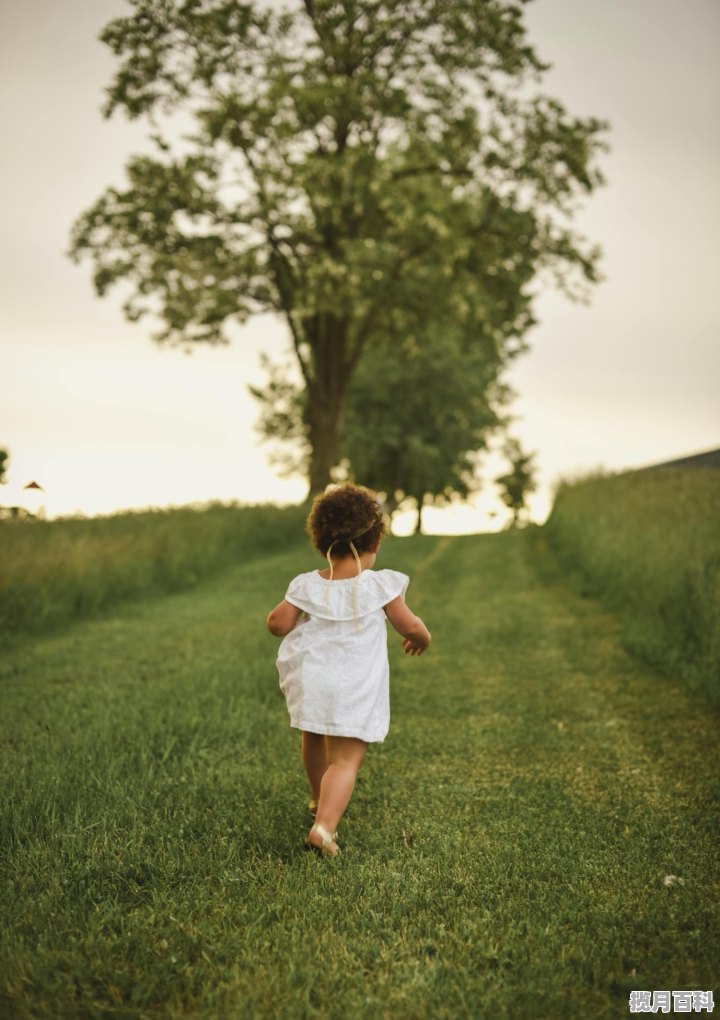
[266,483,432,858]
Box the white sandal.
[305,822,340,857]
[307,800,336,841]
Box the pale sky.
[2,0,718,533]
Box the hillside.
[540,465,720,705]
[635,447,720,471]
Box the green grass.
[0,502,306,641]
[537,467,720,705]
[1,531,717,1019]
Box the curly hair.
[306,483,388,559]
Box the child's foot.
[305,823,340,858]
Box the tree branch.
[236,134,313,386]
[390,164,473,181]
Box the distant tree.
[495,437,537,527]
[69,0,608,496]
[343,329,516,532]
[0,448,9,486]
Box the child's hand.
[403,637,427,656]
[385,599,431,656]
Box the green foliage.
[69,0,609,489]
[0,447,8,485]
[538,466,720,704]
[250,327,514,524]
[0,502,306,640]
[1,534,716,1017]
[495,436,538,526]
[247,353,310,479]
[342,330,509,521]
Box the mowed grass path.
[1,532,717,1019]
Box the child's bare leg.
[301,731,328,801]
[309,736,368,848]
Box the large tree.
[70,0,608,494]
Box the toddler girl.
[266,483,431,857]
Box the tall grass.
[0,501,307,640]
[538,467,720,705]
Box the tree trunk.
[304,313,350,496]
[384,493,399,518]
[306,384,347,496]
[414,498,424,535]
[307,397,342,493]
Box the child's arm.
[384,597,431,656]
[266,600,302,637]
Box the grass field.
[0,502,306,641]
[1,530,717,1019]
[539,467,720,705]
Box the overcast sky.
[2,0,718,531]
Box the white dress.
[276,568,410,743]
